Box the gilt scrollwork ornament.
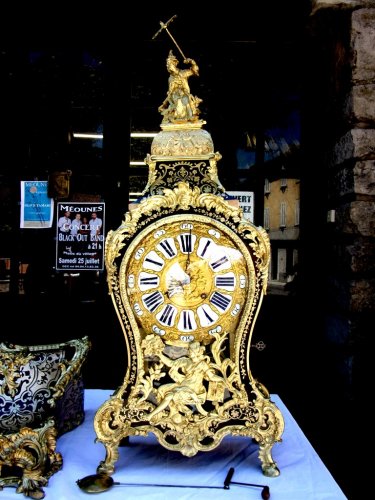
[0,420,62,499]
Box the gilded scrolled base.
[93,335,284,477]
[94,393,283,477]
[0,419,62,499]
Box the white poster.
[226,191,254,222]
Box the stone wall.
[308,1,375,402]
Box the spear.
[152,15,187,61]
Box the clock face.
[122,215,251,344]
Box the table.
[1,390,347,499]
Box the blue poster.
[20,181,54,228]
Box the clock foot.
[96,442,119,476]
[259,442,281,477]
[262,464,280,478]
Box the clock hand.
[185,228,192,272]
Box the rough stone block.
[353,160,375,194]
[312,0,375,15]
[335,200,375,236]
[332,129,375,164]
[332,237,375,273]
[330,160,375,197]
[352,8,375,83]
[344,84,375,124]
[350,278,375,312]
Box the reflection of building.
[264,174,300,282]
[235,132,301,285]
[262,144,301,284]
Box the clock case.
[93,53,284,480]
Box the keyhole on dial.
[201,293,207,299]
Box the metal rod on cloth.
[122,469,236,489]
[226,467,271,500]
[234,483,270,500]
[77,468,270,498]
[121,482,223,489]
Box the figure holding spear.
[153,16,203,124]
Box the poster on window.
[56,202,105,271]
[225,191,254,222]
[20,181,54,228]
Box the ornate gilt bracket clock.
[80,24,284,492]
